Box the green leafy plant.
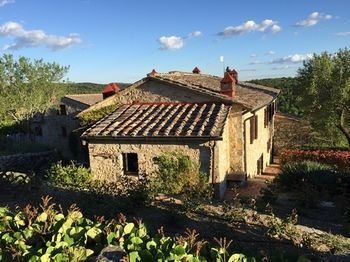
[78,104,119,126]
[47,161,92,188]
[0,197,257,261]
[149,151,213,211]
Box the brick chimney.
[192,66,201,74]
[102,83,120,99]
[220,72,236,98]
[147,69,158,77]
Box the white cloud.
[0,21,81,51]
[295,12,332,27]
[158,36,184,50]
[0,0,14,7]
[187,31,202,38]
[271,53,313,64]
[218,19,282,37]
[250,53,257,57]
[271,65,294,70]
[249,60,262,65]
[158,31,201,50]
[336,32,350,36]
[266,50,276,55]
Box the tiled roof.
[150,72,280,110]
[82,102,230,140]
[64,94,104,106]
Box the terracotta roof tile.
[151,72,280,110]
[82,102,230,140]
[64,94,103,106]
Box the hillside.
[63,82,131,95]
[248,77,301,117]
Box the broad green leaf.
[86,227,102,241]
[40,253,51,262]
[228,253,247,262]
[129,251,141,262]
[124,223,135,234]
[107,232,116,245]
[37,212,48,223]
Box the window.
[250,115,258,144]
[59,104,67,115]
[122,153,139,176]
[257,154,264,175]
[61,126,67,137]
[34,126,43,136]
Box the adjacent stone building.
[81,68,279,198]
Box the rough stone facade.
[243,102,276,177]
[84,72,279,198]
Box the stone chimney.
[220,72,236,98]
[192,66,201,74]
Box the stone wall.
[0,151,58,174]
[243,102,276,177]
[82,79,223,113]
[88,140,212,181]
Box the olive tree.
[0,54,69,124]
[296,48,350,147]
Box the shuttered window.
[255,115,258,139]
[250,117,255,144]
[250,115,258,144]
[264,108,267,128]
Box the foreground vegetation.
[0,197,260,261]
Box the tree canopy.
[296,48,350,147]
[0,54,69,125]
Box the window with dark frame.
[122,153,139,176]
[250,115,258,144]
[59,104,67,115]
[34,126,43,136]
[61,126,67,137]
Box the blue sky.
[0,0,350,83]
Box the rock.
[95,245,127,262]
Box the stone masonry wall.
[243,102,275,177]
[88,140,212,182]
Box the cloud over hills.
[0,21,81,51]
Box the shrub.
[149,152,212,210]
[78,104,119,126]
[279,148,350,172]
[0,197,256,261]
[275,161,350,199]
[47,161,92,188]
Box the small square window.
[34,126,43,136]
[60,104,67,115]
[61,126,67,137]
[122,153,139,176]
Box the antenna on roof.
[220,56,224,75]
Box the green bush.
[149,152,213,210]
[47,161,92,188]
[275,161,350,197]
[0,197,256,261]
[78,104,119,126]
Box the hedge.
[279,148,350,172]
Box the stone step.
[255,174,275,181]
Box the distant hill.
[63,82,131,95]
[248,77,302,117]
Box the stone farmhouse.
[31,83,120,159]
[81,67,279,198]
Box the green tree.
[0,54,69,124]
[296,48,350,147]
